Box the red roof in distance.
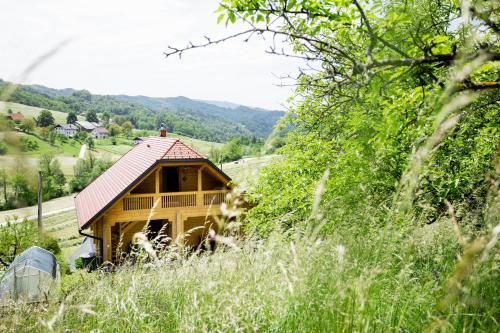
[74,137,214,230]
[8,112,24,121]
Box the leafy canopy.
[202,0,500,233]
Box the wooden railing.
[123,195,154,211]
[122,190,228,211]
[203,191,228,205]
[162,192,196,208]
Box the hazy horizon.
[0,0,301,110]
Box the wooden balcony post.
[176,211,183,244]
[102,217,112,262]
[197,167,202,192]
[155,168,160,194]
[197,167,203,206]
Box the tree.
[69,153,112,192]
[38,153,66,200]
[48,131,57,145]
[121,121,133,137]
[85,136,95,149]
[11,172,36,206]
[86,109,99,123]
[36,110,55,127]
[164,0,499,231]
[220,138,243,162]
[67,111,77,124]
[0,141,7,156]
[0,169,8,206]
[19,118,35,133]
[75,131,88,142]
[101,111,111,125]
[108,124,121,137]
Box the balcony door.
[162,167,179,192]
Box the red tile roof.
[74,137,215,230]
[8,112,24,121]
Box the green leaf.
[217,13,225,24]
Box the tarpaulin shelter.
[0,246,60,303]
[69,237,98,271]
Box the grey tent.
[69,237,97,271]
[0,246,60,303]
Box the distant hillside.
[0,79,284,142]
[113,95,284,139]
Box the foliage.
[20,136,39,151]
[86,109,99,123]
[0,219,65,276]
[0,140,7,155]
[85,136,95,149]
[69,153,112,192]
[108,123,120,137]
[209,0,500,233]
[121,120,133,137]
[209,137,264,163]
[10,170,37,207]
[36,109,55,127]
[38,153,66,200]
[74,131,88,142]
[66,110,77,124]
[0,219,38,267]
[19,117,35,133]
[101,111,110,125]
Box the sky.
[0,0,301,110]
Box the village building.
[91,127,109,139]
[6,112,24,123]
[133,136,147,145]
[53,124,78,137]
[74,130,232,263]
[75,120,98,132]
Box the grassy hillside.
[1,215,498,332]
[43,209,82,258]
[222,155,278,185]
[0,101,82,124]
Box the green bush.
[39,234,61,255]
[20,136,39,151]
[0,141,7,155]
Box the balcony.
[122,190,228,211]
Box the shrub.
[39,234,61,255]
[20,136,39,151]
[0,141,7,155]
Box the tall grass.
[0,213,498,332]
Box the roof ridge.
[160,138,180,159]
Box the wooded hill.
[0,79,284,142]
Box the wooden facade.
[87,161,229,263]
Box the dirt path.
[0,194,76,224]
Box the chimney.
[159,124,167,137]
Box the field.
[0,101,83,124]
[43,209,82,258]
[221,154,278,185]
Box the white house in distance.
[91,127,109,139]
[53,124,78,137]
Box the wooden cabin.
[74,134,231,263]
